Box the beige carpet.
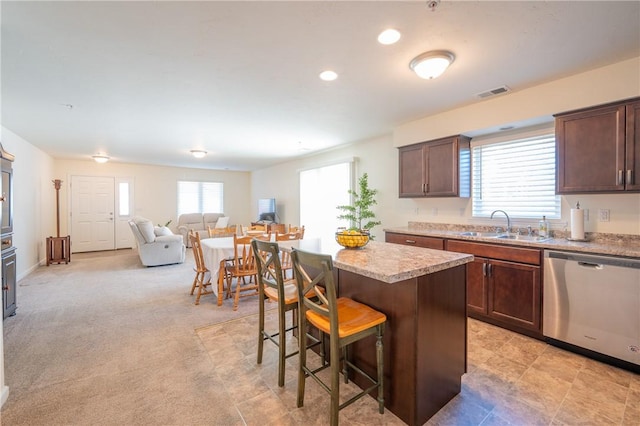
[1,248,273,425]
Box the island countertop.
[278,239,473,283]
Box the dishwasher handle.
[578,261,603,270]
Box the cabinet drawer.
[385,232,444,250]
[446,240,541,265]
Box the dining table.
[201,233,272,305]
[200,236,236,305]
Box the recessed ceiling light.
[92,154,110,164]
[319,70,338,81]
[378,29,401,45]
[190,150,207,159]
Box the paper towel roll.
[570,208,585,240]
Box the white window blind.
[177,181,224,216]
[471,134,560,219]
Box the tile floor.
[196,311,640,425]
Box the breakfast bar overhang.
[281,239,474,426]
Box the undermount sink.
[494,234,551,242]
[457,231,551,242]
[457,231,501,237]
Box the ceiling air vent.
[475,85,511,99]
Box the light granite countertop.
[278,238,473,283]
[384,223,640,259]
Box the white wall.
[253,58,640,237]
[0,127,56,280]
[53,160,251,240]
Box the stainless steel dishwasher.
[544,250,640,369]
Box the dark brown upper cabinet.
[555,97,640,193]
[398,135,471,198]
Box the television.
[257,198,276,222]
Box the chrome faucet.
[490,210,511,234]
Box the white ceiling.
[2,1,639,171]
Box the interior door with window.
[71,176,115,252]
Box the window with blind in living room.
[177,181,224,216]
[471,127,560,219]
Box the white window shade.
[178,181,223,216]
[471,133,560,219]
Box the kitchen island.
[279,239,474,426]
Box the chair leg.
[257,293,265,365]
[233,278,241,311]
[297,315,307,408]
[194,272,203,305]
[342,346,349,384]
[190,273,198,296]
[330,337,340,426]
[376,325,385,414]
[277,303,287,387]
[217,262,226,306]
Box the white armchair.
[128,216,186,266]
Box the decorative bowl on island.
[335,229,370,249]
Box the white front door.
[71,176,115,252]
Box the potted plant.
[336,173,381,247]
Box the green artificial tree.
[336,173,381,236]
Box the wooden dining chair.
[225,233,270,310]
[207,225,235,238]
[274,231,302,279]
[252,239,322,387]
[248,224,267,232]
[189,230,213,305]
[291,248,387,426]
[289,225,305,239]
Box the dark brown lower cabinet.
[446,240,542,338]
[385,232,445,250]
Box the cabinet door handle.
[488,263,493,276]
[627,170,633,185]
[482,263,487,277]
[405,239,416,245]
[618,170,624,185]
[422,183,426,193]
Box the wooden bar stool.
[252,239,321,387]
[291,249,386,426]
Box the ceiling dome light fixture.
[190,150,207,159]
[319,70,338,81]
[409,50,455,79]
[378,29,401,45]
[92,154,110,163]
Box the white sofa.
[128,216,186,266]
[177,213,229,247]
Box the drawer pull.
[405,239,416,244]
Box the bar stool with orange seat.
[251,239,322,387]
[291,249,387,426]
